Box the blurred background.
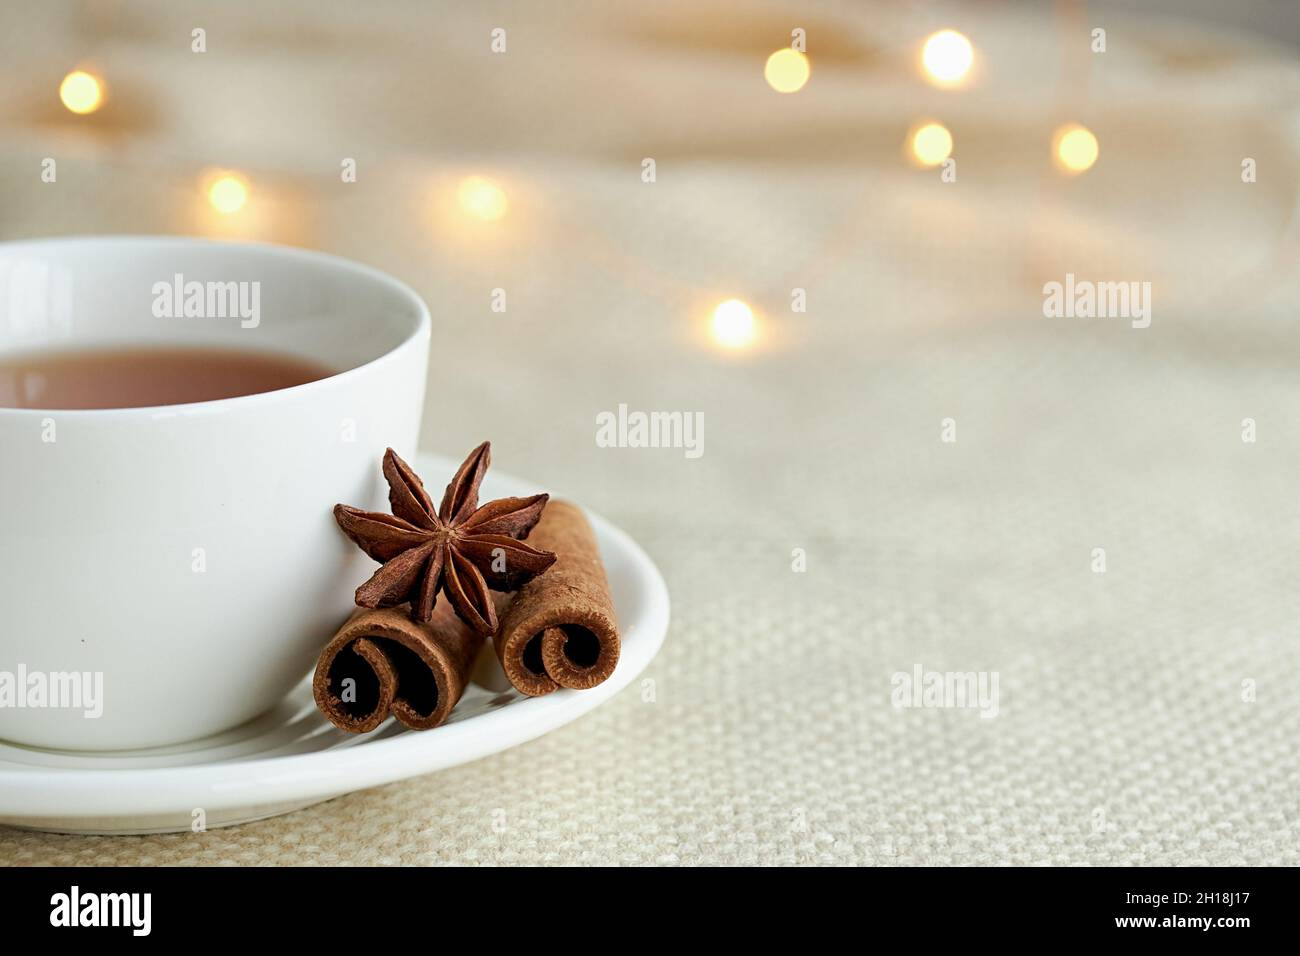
[3,0,1299,864]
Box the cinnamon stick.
[313,602,484,732]
[494,499,620,696]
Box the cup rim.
[0,235,432,418]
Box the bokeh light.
[909,122,953,167]
[921,30,974,88]
[204,171,250,214]
[1054,123,1099,174]
[711,299,758,350]
[457,175,509,221]
[765,48,810,93]
[59,70,105,114]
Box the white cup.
[0,237,430,750]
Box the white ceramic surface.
[0,454,669,834]
[0,237,430,750]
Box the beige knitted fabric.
[2,1,1300,864]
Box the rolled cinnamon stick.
[313,602,484,732]
[494,499,620,696]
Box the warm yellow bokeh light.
[457,176,509,221]
[59,70,104,114]
[1054,124,1099,173]
[921,30,974,87]
[711,299,758,350]
[206,172,249,214]
[765,48,810,93]
[910,122,953,167]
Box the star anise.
[333,443,556,633]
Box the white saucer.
[0,453,669,834]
